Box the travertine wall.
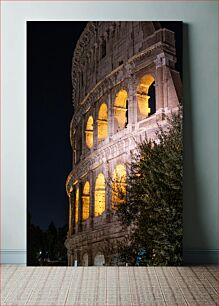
[65,21,181,266]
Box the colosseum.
[65,21,182,266]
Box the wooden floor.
[1,265,218,305]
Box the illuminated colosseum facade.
[65,21,182,266]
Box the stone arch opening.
[95,173,106,217]
[94,252,105,266]
[148,81,156,115]
[85,116,94,149]
[82,253,89,266]
[75,187,79,224]
[112,164,127,209]
[113,89,128,133]
[137,74,156,120]
[82,181,90,221]
[98,103,108,142]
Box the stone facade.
[65,21,182,266]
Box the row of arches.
[73,164,127,223]
[78,74,156,154]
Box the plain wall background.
[1,1,218,264]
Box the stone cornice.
[65,220,125,249]
[66,115,163,195]
[71,26,175,109]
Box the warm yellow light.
[112,164,126,209]
[98,103,108,142]
[85,116,94,149]
[82,181,90,221]
[137,74,154,118]
[95,173,106,216]
[114,89,128,132]
[75,188,79,224]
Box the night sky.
[27,22,87,230]
[27,21,182,231]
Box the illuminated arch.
[137,74,155,120]
[85,116,94,149]
[98,103,108,142]
[95,173,106,216]
[114,89,128,132]
[82,181,90,221]
[75,188,79,224]
[112,164,126,209]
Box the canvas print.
[27,21,182,266]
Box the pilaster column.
[81,116,85,156]
[89,172,94,229]
[78,181,83,232]
[93,106,98,149]
[106,162,112,222]
[94,43,98,84]
[68,192,73,237]
[108,91,114,137]
[127,81,138,125]
[155,53,166,111]
[71,188,76,235]
[103,158,111,222]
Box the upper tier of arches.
[72,74,156,165]
[71,22,165,108]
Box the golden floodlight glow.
[85,116,94,149]
[82,181,90,221]
[112,164,126,209]
[95,173,106,217]
[137,74,154,118]
[75,188,79,224]
[98,103,108,142]
[114,89,128,131]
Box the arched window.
[114,89,128,133]
[94,253,105,266]
[112,164,126,209]
[98,103,108,142]
[137,74,155,120]
[95,173,106,216]
[82,253,89,266]
[82,181,90,221]
[85,116,94,149]
[75,188,79,224]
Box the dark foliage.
[117,109,183,266]
[27,213,68,265]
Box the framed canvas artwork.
[27,21,182,266]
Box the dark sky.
[27,22,87,230]
[27,21,182,231]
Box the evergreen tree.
[27,211,45,265]
[117,109,183,266]
[47,222,57,260]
